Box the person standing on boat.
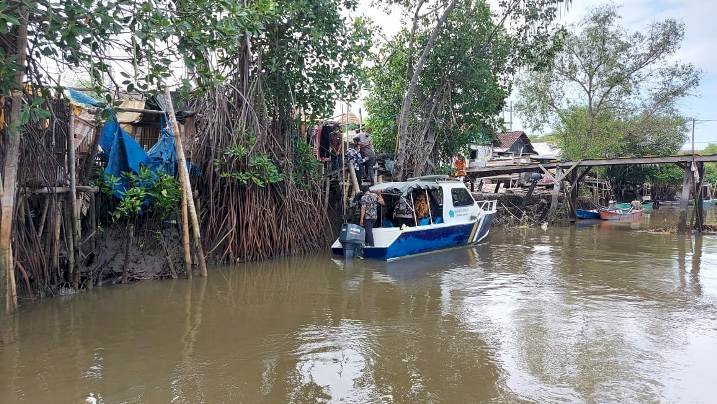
[359,186,384,246]
[357,128,376,185]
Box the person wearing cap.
[359,185,384,246]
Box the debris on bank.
[471,191,598,227]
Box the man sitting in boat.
[414,193,430,225]
[393,195,415,228]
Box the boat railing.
[475,199,497,213]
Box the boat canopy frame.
[369,178,456,196]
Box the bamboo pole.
[63,202,74,285]
[37,195,50,236]
[52,202,62,283]
[67,110,80,289]
[164,87,207,277]
[181,191,192,279]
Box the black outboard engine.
[339,223,365,258]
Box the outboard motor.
[339,223,365,258]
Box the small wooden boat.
[599,208,642,221]
[576,209,600,219]
[615,201,653,212]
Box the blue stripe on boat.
[332,216,494,260]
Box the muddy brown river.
[2,207,717,403]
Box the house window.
[451,188,474,207]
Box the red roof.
[496,131,526,148]
[495,131,536,154]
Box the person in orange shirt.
[454,155,467,179]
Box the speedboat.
[331,176,497,260]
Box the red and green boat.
[599,208,643,221]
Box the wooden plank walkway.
[467,153,717,233]
[467,154,717,177]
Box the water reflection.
[1,210,717,402]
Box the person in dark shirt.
[356,129,375,184]
[359,186,384,246]
[347,140,364,183]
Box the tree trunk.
[1,10,28,321]
[395,0,457,180]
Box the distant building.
[531,142,561,160]
[494,131,537,157]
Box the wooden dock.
[467,154,717,176]
[467,154,717,233]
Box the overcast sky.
[350,0,717,149]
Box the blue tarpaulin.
[145,115,177,176]
[66,89,180,197]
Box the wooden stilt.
[324,176,331,209]
[89,193,97,252]
[67,111,80,289]
[678,163,691,233]
[695,162,705,233]
[37,195,49,237]
[550,167,563,215]
[52,201,62,283]
[164,88,207,277]
[568,170,578,220]
[62,201,74,284]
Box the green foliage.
[701,143,717,185]
[366,0,563,163]
[553,107,624,160]
[110,168,152,221]
[94,168,119,197]
[648,165,685,186]
[112,186,147,222]
[149,173,182,219]
[430,164,454,176]
[517,5,698,161]
[292,139,322,189]
[215,143,283,187]
[95,167,181,221]
[257,0,373,119]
